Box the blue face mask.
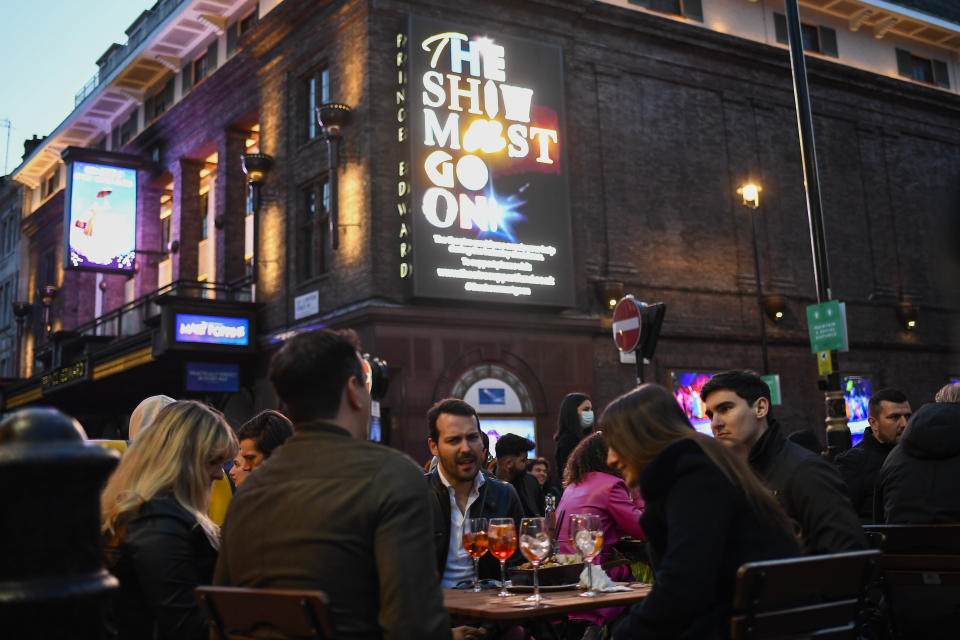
[580,411,595,429]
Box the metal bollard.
[0,407,120,639]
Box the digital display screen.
[185,362,240,392]
[401,16,574,306]
[480,417,537,456]
[175,314,249,346]
[671,371,716,436]
[65,160,137,273]
[843,375,872,446]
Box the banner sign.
[185,362,240,392]
[400,15,574,306]
[64,160,137,273]
[806,300,849,353]
[175,314,250,346]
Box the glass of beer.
[487,518,517,597]
[462,517,489,592]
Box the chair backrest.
[862,524,960,637]
[730,549,880,640]
[864,523,960,584]
[196,586,334,640]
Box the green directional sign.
[806,300,848,353]
[762,374,782,406]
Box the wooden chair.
[730,549,880,639]
[196,586,335,640]
[862,524,960,638]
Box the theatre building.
[5,0,959,461]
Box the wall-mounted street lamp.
[241,152,274,298]
[738,183,770,374]
[11,301,32,377]
[315,103,352,250]
[763,294,787,323]
[896,299,918,331]
[39,285,58,337]
[594,280,624,314]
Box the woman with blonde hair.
[600,384,799,640]
[101,400,238,640]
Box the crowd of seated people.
[20,336,959,640]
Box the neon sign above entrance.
[400,16,574,306]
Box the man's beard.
[444,452,478,481]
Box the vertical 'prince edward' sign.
[401,16,574,306]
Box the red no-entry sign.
[612,297,643,352]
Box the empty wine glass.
[519,517,551,605]
[462,517,489,593]
[572,513,603,597]
[487,518,517,597]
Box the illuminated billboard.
[63,160,137,273]
[175,314,250,346]
[398,16,574,306]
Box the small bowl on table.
[508,561,584,587]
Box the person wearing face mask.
[554,392,595,481]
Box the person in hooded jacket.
[875,398,960,524]
[554,392,594,481]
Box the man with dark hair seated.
[493,433,545,518]
[216,329,458,639]
[231,410,294,487]
[425,398,523,587]
[700,370,864,554]
[835,388,911,522]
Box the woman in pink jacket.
[555,432,646,637]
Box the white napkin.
[579,564,633,592]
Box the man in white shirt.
[425,398,523,586]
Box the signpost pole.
[784,0,849,453]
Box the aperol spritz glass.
[462,517,489,593]
[487,518,517,597]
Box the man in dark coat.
[424,398,524,586]
[214,330,454,640]
[701,370,865,554]
[835,388,911,522]
[876,401,960,523]
[493,433,545,517]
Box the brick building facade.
[6,0,959,466]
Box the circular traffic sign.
[612,297,642,352]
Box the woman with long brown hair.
[601,384,799,640]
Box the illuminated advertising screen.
[842,375,872,446]
[400,16,574,306]
[480,417,537,456]
[175,314,250,346]
[670,371,716,436]
[64,160,137,273]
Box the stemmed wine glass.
[571,513,603,597]
[487,517,517,597]
[462,517,489,593]
[519,517,551,605]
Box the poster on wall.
[62,156,137,273]
[400,15,575,306]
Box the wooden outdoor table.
[443,583,651,621]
